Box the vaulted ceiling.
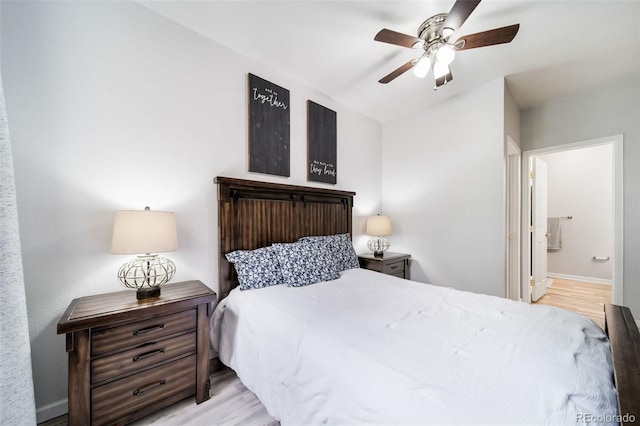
[139,1,640,122]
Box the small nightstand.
[57,280,216,426]
[358,252,411,280]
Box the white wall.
[504,83,520,148]
[539,145,613,282]
[0,1,382,421]
[381,79,507,297]
[521,77,640,318]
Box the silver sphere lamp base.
[367,236,390,258]
[117,254,176,299]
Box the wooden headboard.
[215,176,356,299]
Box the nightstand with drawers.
[57,280,216,426]
[358,252,411,280]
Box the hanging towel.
[547,217,561,252]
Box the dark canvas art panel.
[307,100,337,184]
[248,73,290,177]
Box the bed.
[212,176,640,425]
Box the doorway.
[520,135,624,306]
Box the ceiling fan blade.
[441,0,481,34]
[435,68,453,88]
[375,28,423,48]
[454,24,520,51]
[378,59,418,84]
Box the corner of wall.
[503,81,521,149]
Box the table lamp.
[366,214,392,257]
[111,206,178,299]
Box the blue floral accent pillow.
[298,233,360,271]
[225,247,284,290]
[272,241,340,287]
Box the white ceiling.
[138,0,640,123]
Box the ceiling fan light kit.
[436,44,455,66]
[374,0,519,89]
[412,56,431,78]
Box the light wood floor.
[533,277,611,329]
[39,366,278,426]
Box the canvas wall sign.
[307,100,337,184]
[248,73,290,177]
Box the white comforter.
[211,268,618,425]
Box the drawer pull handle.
[133,324,165,336]
[133,348,165,362]
[390,265,399,270]
[133,379,166,396]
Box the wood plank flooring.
[533,277,611,329]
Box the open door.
[530,156,548,302]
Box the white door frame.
[505,136,521,300]
[521,135,624,304]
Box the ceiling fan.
[374,0,519,88]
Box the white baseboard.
[36,398,67,423]
[547,272,612,286]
